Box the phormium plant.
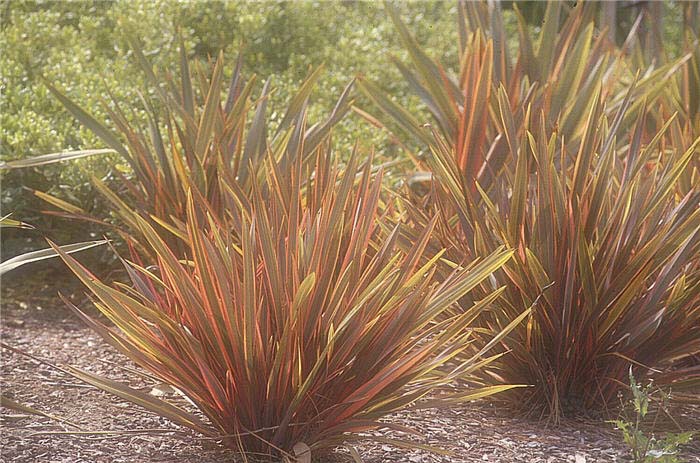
[52,144,526,458]
[359,1,687,196]
[422,83,700,419]
[35,39,353,256]
[357,0,700,421]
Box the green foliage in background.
[0,0,455,235]
[0,0,693,247]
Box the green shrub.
[1,0,458,240]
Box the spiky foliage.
[420,83,700,419]
[39,40,353,254]
[355,0,700,419]
[359,2,685,195]
[52,143,524,458]
[659,17,700,196]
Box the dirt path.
[2,283,698,463]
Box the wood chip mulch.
[2,282,698,463]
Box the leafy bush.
[53,144,521,458]
[1,1,126,239]
[1,0,457,240]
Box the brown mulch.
[2,279,698,463]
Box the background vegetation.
[1,0,455,243]
[1,0,690,247]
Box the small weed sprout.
[611,369,694,463]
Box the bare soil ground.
[2,274,699,463]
